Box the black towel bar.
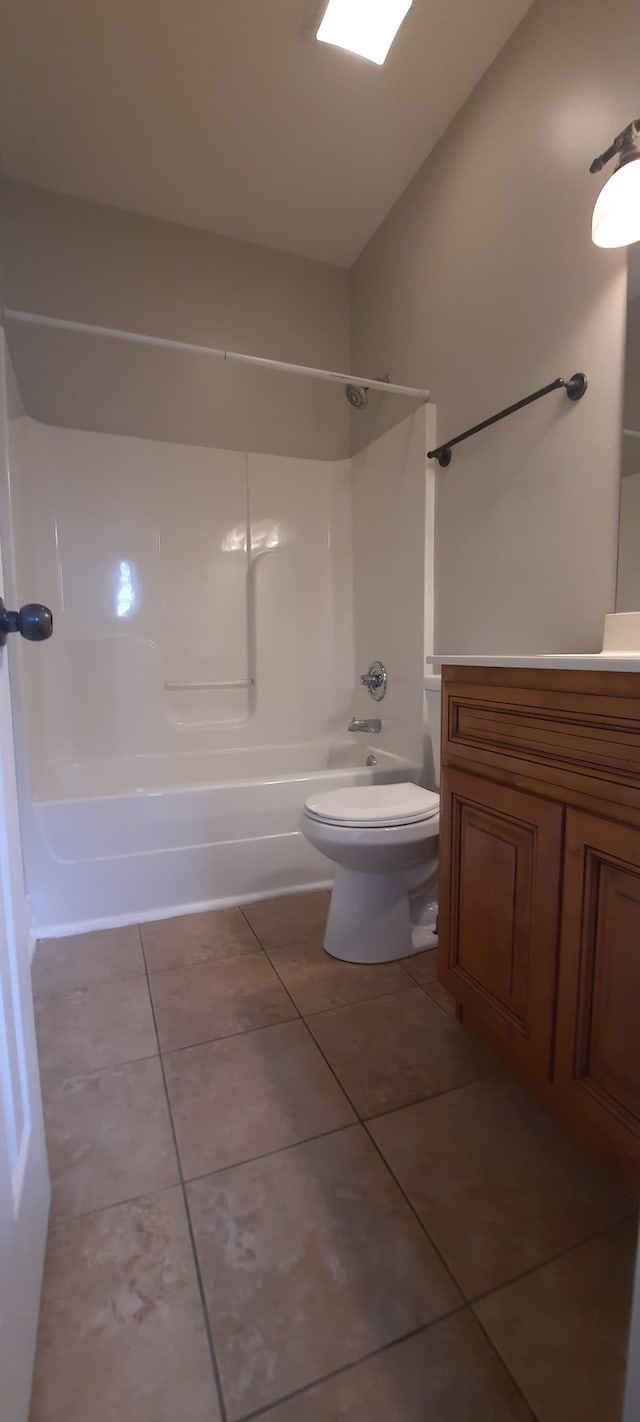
[427,372,588,467]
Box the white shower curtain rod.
[2,308,430,401]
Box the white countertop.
[426,654,640,673]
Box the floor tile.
[400,948,438,986]
[187,1125,460,1421]
[141,907,260,973]
[426,980,457,1016]
[29,1188,220,1422]
[34,976,157,1083]
[308,989,495,1117]
[369,1075,631,1298]
[267,936,409,1015]
[165,1019,355,1178]
[475,1217,638,1422]
[259,1311,534,1421]
[32,926,144,998]
[243,891,329,949]
[44,1056,179,1221]
[150,953,296,1053]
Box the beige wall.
[0,181,351,459]
[622,295,640,478]
[617,472,640,613]
[351,0,637,654]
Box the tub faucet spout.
[348,718,381,733]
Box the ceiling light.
[591,118,640,248]
[316,0,413,66]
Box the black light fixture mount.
[589,117,640,175]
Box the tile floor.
[30,890,637,1422]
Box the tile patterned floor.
[30,892,637,1422]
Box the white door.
[0,336,50,1419]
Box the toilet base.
[324,866,428,964]
[410,923,438,951]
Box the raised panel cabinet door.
[439,767,563,1081]
[555,810,640,1186]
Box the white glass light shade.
[316,0,412,65]
[592,156,640,248]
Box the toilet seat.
[303,781,439,829]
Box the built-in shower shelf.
[164,679,255,691]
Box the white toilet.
[300,676,442,964]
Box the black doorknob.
[0,598,53,647]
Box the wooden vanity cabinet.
[438,666,640,1193]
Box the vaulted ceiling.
[0,0,533,266]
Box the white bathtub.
[27,741,420,937]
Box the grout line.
[297,981,420,1020]
[360,1118,464,1296]
[232,912,264,955]
[39,1052,161,1092]
[150,1009,302,1057]
[144,944,267,982]
[139,925,230,1422]
[180,1121,358,1189]
[423,988,458,1019]
[262,948,474,1306]
[32,967,148,1003]
[234,1307,467,1422]
[237,905,333,958]
[47,1179,182,1229]
[357,1127,540,1419]
[359,1072,497,1127]
[159,1011,306,1062]
[471,1311,541,1421]
[264,958,358,1104]
[468,1210,639,1308]
[264,948,470,1311]
[40,1049,162,1099]
[171,1070,499,1191]
[151,1013,303,1055]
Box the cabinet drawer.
[442,675,640,800]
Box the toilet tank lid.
[304,782,439,825]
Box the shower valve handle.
[0,598,53,647]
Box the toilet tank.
[423,675,442,787]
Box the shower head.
[345,383,369,410]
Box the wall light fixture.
[591,117,640,248]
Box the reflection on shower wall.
[9,416,354,791]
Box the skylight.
[316,0,413,66]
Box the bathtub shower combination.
[4,313,434,936]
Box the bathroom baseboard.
[33,878,335,940]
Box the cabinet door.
[555,810,640,1185]
[439,767,563,1082]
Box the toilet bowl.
[300,782,439,964]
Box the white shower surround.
[6,392,434,934]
